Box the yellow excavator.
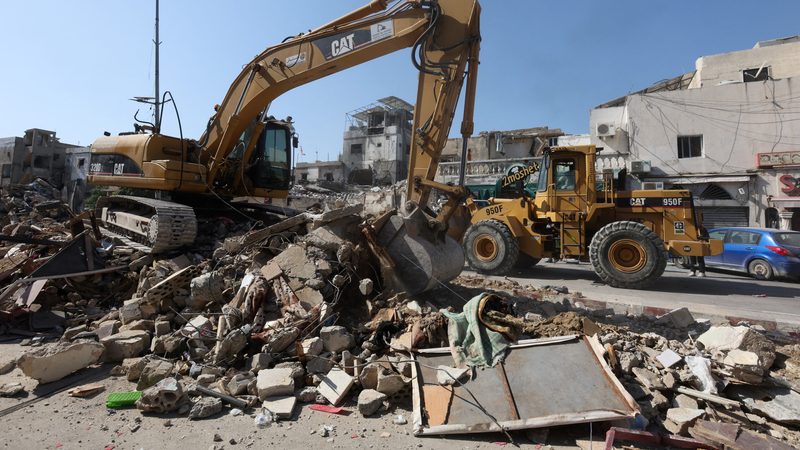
[87,0,481,295]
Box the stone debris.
[17,340,104,383]
[2,185,798,448]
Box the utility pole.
[154,0,161,133]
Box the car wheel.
[748,259,774,281]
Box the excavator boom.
[87,0,481,294]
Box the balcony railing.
[437,157,540,185]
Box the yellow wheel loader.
[463,145,723,289]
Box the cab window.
[554,159,576,191]
[536,155,550,192]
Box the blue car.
[704,227,800,281]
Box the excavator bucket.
[365,205,465,296]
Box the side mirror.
[292,135,299,149]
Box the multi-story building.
[341,96,414,185]
[590,36,800,230]
[0,128,88,209]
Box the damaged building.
[341,96,414,185]
[590,35,800,231]
[0,128,88,210]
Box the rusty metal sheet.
[412,335,638,436]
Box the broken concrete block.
[376,372,405,395]
[730,386,800,425]
[650,391,669,410]
[101,330,151,362]
[664,408,704,435]
[256,368,295,400]
[0,382,25,397]
[0,359,15,375]
[227,373,253,396]
[188,397,222,420]
[182,315,212,338]
[358,389,387,416]
[62,325,88,341]
[294,287,324,309]
[359,363,380,390]
[296,386,318,403]
[137,359,174,390]
[656,349,682,368]
[18,341,104,384]
[154,321,171,336]
[305,353,334,375]
[271,245,317,280]
[359,278,374,296]
[118,301,143,325]
[320,326,354,353]
[632,367,665,391]
[724,349,765,383]
[263,327,299,354]
[189,272,224,308]
[697,326,775,370]
[673,394,700,410]
[301,337,323,357]
[121,319,154,332]
[618,352,642,373]
[213,328,248,366]
[656,307,695,328]
[197,374,216,386]
[249,353,273,372]
[663,371,679,390]
[122,357,147,382]
[436,366,470,386]
[262,396,296,419]
[317,368,354,406]
[94,320,121,340]
[136,378,186,413]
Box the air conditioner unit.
[630,160,651,174]
[641,181,664,190]
[596,123,617,137]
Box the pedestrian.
[688,255,706,277]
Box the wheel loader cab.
[533,147,596,218]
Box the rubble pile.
[1,181,798,448]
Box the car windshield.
[772,232,800,246]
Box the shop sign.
[758,151,800,168]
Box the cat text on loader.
[462,145,723,289]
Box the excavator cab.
[221,117,294,194]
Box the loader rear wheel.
[463,220,519,275]
[590,221,666,289]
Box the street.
[463,261,800,330]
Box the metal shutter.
[700,207,749,229]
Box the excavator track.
[95,195,197,254]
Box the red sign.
[780,174,800,196]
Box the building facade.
[295,160,346,184]
[590,36,800,231]
[0,128,88,209]
[437,127,563,187]
[341,97,413,185]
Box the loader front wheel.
[463,220,519,275]
[590,221,666,289]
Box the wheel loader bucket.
[364,206,465,296]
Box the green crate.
[106,391,142,409]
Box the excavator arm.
[88,0,481,294]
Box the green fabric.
[442,293,509,367]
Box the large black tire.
[515,253,541,269]
[589,221,667,289]
[748,259,774,280]
[463,220,519,275]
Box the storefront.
[758,151,800,231]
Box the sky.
[1,1,799,163]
